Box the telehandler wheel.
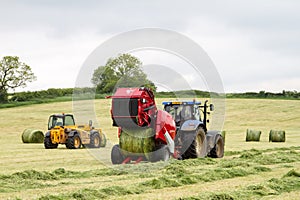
[89,133,101,148]
[210,135,224,158]
[182,127,206,159]
[66,134,82,149]
[44,137,58,149]
[149,145,170,162]
[111,144,124,164]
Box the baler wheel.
[209,135,224,158]
[149,145,170,162]
[111,144,124,164]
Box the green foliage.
[10,88,74,102]
[91,54,156,93]
[0,56,36,102]
[0,87,110,109]
[226,90,300,99]
[155,90,211,98]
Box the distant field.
[0,98,299,199]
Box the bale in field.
[246,129,261,142]
[269,130,286,142]
[100,133,107,147]
[221,131,226,144]
[22,129,44,143]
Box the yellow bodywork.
[50,124,103,145]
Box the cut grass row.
[1,147,299,199]
[179,169,300,200]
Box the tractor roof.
[50,113,73,117]
[162,101,201,106]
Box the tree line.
[1,54,299,104]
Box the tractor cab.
[162,101,202,128]
[48,114,75,130]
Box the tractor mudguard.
[180,120,204,131]
[206,131,221,153]
[90,130,99,135]
[68,131,77,137]
[45,131,50,137]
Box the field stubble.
[0,98,299,199]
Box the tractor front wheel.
[66,134,82,149]
[209,135,224,158]
[44,137,58,149]
[111,144,124,164]
[181,127,207,159]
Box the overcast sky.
[0,0,299,93]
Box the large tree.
[0,56,36,102]
[92,54,156,93]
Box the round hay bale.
[246,129,261,142]
[22,129,44,143]
[119,131,131,156]
[143,136,155,160]
[100,133,106,147]
[269,130,285,142]
[221,131,226,145]
[119,128,155,157]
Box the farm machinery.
[44,113,106,149]
[110,87,224,164]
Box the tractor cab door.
[64,115,75,126]
[193,105,201,121]
[48,116,64,130]
[180,105,193,121]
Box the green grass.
[0,98,299,199]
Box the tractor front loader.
[44,113,106,149]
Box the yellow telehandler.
[44,113,106,149]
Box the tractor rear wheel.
[44,137,58,149]
[89,133,101,148]
[181,127,206,159]
[111,144,124,164]
[66,134,81,149]
[149,145,170,162]
[209,135,224,158]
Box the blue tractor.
[162,100,224,159]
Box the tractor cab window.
[164,105,176,119]
[54,117,63,126]
[193,105,201,121]
[65,115,75,126]
[48,116,63,129]
[180,105,192,121]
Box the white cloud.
[0,0,299,93]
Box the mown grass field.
[0,98,299,200]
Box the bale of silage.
[100,133,107,147]
[269,130,285,142]
[221,131,226,144]
[246,129,261,142]
[143,136,155,160]
[119,128,155,157]
[22,129,44,143]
